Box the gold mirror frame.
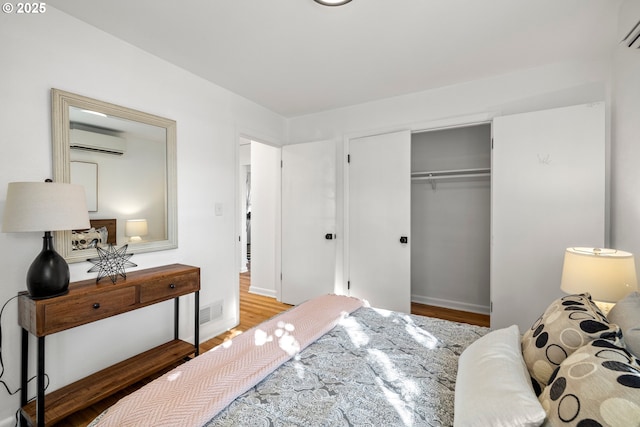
[52,88,178,263]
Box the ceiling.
[47,0,622,118]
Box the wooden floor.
[199,272,293,351]
[55,272,488,426]
[411,301,490,327]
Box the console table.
[18,263,200,426]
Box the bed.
[89,292,640,427]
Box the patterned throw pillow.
[522,293,622,394]
[71,228,103,250]
[539,339,640,426]
[95,226,109,246]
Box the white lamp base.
[594,300,615,316]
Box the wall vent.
[199,300,223,325]
[620,19,640,50]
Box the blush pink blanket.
[93,294,364,427]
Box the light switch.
[215,203,223,216]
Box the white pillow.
[608,291,640,358]
[454,325,546,427]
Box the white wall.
[288,60,611,143]
[610,1,640,258]
[0,7,285,424]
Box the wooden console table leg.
[37,335,45,426]
[194,291,200,356]
[20,328,28,424]
[173,298,179,341]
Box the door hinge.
[491,138,494,149]
[347,280,350,290]
[490,301,493,313]
[347,154,350,163]
[281,160,283,168]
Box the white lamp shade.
[2,182,90,232]
[560,247,638,302]
[125,219,148,237]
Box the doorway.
[238,137,280,298]
[239,138,251,273]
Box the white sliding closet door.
[281,140,337,305]
[491,102,605,331]
[348,130,411,313]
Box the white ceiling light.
[314,0,352,6]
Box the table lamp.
[2,181,90,299]
[560,247,638,313]
[125,219,148,242]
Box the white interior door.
[491,102,605,331]
[348,130,411,313]
[281,140,337,305]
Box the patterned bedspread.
[206,307,487,427]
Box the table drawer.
[44,287,137,332]
[139,271,199,304]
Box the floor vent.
[199,300,223,325]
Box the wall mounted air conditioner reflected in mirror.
[70,128,126,155]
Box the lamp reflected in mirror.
[126,219,148,242]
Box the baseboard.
[0,414,18,427]
[199,317,239,343]
[411,294,490,315]
[248,286,276,299]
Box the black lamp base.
[26,232,70,300]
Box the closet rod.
[411,167,490,179]
[411,172,490,181]
[411,168,490,190]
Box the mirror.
[52,89,177,263]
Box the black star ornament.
[87,244,137,284]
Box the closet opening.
[410,123,491,318]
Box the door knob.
[325,233,334,240]
[399,236,408,244]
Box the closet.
[410,124,491,316]
[346,103,604,329]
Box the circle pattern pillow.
[521,293,622,393]
[539,339,640,426]
[71,229,102,250]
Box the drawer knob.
[169,284,176,289]
[93,303,100,309]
